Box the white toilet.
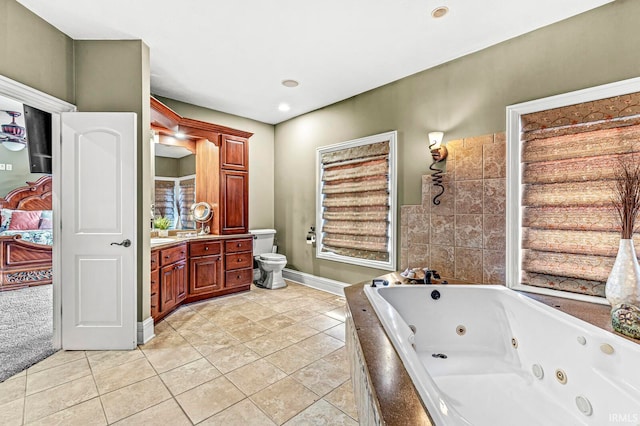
[250,229,287,289]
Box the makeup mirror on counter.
[190,201,213,235]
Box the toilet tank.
[249,229,276,256]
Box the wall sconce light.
[428,131,447,205]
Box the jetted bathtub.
[364,284,640,426]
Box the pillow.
[39,218,53,229]
[0,208,14,232]
[8,210,42,230]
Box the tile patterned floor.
[0,281,358,425]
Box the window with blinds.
[154,176,196,230]
[514,90,640,298]
[178,178,196,229]
[154,179,176,228]
[316,131,397,271]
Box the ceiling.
[18,0,612,125]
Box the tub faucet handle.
[424,271,432,284]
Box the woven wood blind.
[178,178,196,229]
[520,92,640,297]
[319,140,391,263]
[154,179,176,228]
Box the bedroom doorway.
[0,75,139,380]
[0,78,73,380]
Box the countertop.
[150,233,253,249]
[345,272,636,426]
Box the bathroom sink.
[150,237,174,245]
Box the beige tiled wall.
[400,132,506,284]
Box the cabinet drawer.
[225,267,253,288]
[150,250,159,271]
[225,251,253,270]
[225,238,252,253]
[190,240,222,257]
[160,243,187,267]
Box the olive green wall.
[74,40,152,322]
[0,0,72,197]
[0,0,74,103]
[155,96,275,230]
[154,155,195,178]
[0,147,46,197]
[274,0,640,285]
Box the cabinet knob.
[237,243,242,247]
[205,246,209,251]
[237,275,241,279]
[164,255,170,259]
[237,258,242,262]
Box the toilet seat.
[259,253,286,262]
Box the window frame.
[506,76,640,304]
[315,130,397,271]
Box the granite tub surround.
[401,132,506,284]
[0,282,357,425]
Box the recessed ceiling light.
[431,6,449,18]
[281,79,299,88]
[175,132,186,139]
[278,103,291,112]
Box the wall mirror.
[153,136,196,230]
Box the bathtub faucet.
[423,269,441,284]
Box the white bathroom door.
[60,112,137,350]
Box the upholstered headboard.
[0,176,52,210]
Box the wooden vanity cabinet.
[157,243,187,319]
[150,251,160,319]
[221,134,249,171]
[220,170,249,234]
[188,240,223,300]
[150,237,253,323]
[224,238,253,289]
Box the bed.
[0,176,53,291]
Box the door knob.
[110,239,132,247]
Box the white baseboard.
[283,268,349,296]
[137,317,155,345]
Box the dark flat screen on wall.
[24,105,52,174]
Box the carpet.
[0,285,57,382]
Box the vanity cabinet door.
[220,170,248,234]
[175,260,187,303]
[160,259,187,313]
[221,134,248,171]
[189,255,223,296]
[160,264,178,312]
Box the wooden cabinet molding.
[151,97,253,141]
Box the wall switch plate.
[5,164,11,171]
[0,164,5,170]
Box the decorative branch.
[612,155,640,239]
